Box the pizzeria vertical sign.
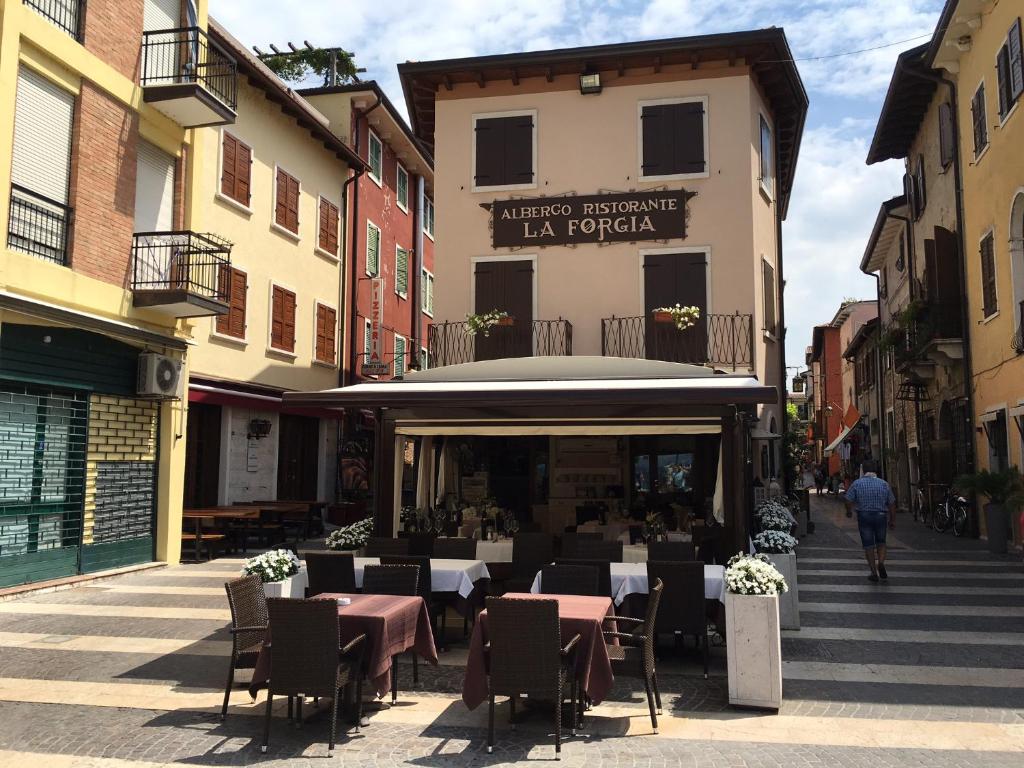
[361,277,389,377]
[491,189,693,248]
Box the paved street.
[0,494,1021,767]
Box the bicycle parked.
[931,485,970,536]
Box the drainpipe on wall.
[861,269,887,479]
[774,151,789,489]
[339,165,364,387]
[412,174,426,356]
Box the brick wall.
[83,395,158,544]
[82,0,145,82]
[67,82,140,288]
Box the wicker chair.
[221,574,269,719]
[505,532,555,593]
[406,532,436,556]
[574,539,623,562]
[361,563,421,703]
[365,537,410,556]
[560,532,602,559]
[380,554,448,646]
[646,560,709,677]
[540,564,599,596]
[603,578,664,733]
[261,598,365,756]
[555,558,613,599]
[304,551,356,596]
[647,541,695,562]
[433,537,477,560]
[484,597,581,758]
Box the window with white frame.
[423,196,435,238]
[366,220,380,276]
[759,114,774,198]
[421,269,434,316]
[394,335,406,378]
[639,97,708,180]
[395,245,409,298]
[396,163,409,212]
[368,129,383,184]
[420,347,429,371]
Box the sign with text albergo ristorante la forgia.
[491,189,692,248]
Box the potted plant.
[954,468,1024,554]
[753,530,800,630]
[723,553,787,710]
[651,304,700,331]
[465,309,513,337]
[325,517,373,553]
[756,500,795,534]
[243,548,305,599]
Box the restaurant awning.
[823,424,853,456]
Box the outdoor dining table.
[462,593,616,710]
[530,562,727,606]
[249,593,438,698]
[181,506,263,559]
[353,557,491,616]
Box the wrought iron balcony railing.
[131,231,232,316]
[24,0,84,40]
[894,300,964,367]
[428,318,573,367]
[601,312,754,370]
[141,26,237,124]
[7,184,73,266]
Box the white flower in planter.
[753,530,798,554]
[242,548,301,584]
[724,553,788,596]
[325,517,373,551]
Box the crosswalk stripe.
[0,603,229,621]
[798,558,1021,568]
[0,631,229,656]
[782,626,1023,645]
[799,583,1023,595]
[800,602,1024,616]
[797,569,1024,580]
[783,660,1024,688]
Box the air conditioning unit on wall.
[137,352,184,399]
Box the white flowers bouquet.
[325,517,373,551]
[243,548,300,584]
[757,500,794,532]
[653,303,701,331]
[753,530,798,554]
[724,553,788,596]
[465,310,510,337]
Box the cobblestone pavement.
[0,493,1021,766]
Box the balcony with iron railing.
[141,26,237,127]
[428,318,573,368]
[131,231,232,317]
[24,0,85,40]
[7,184,73,266]
[601,312,754,371]
[893,300,964,370]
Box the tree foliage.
[262,48,358,86]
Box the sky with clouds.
[212,0,946,373]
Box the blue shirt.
[844,474,895,513]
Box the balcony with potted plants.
[601,308,754,371]
[428,314,573,367]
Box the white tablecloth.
[530,562,726,606]
[474,540,514,562]
[353,557,490,599]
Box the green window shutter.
[369,134,382,180]
[427,273,434,314]
[366,222,379,275]
[397,166,408,209]
[396,247,409,296]
[394,336,406,377]
[364,321,372,363]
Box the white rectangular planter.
[767,553,800,630]
[725,591,782,710]
[262,568,308,599]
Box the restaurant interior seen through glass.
[397,434,722,541]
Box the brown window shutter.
[641,104,670,176]
[221,134,236,199]
[319,199,339,253]
[315,304,325,361]
[914,156,926,218]
[997,43,1012,117]
[235,141,251,205]
[318,201,330,251]
[275,169,289,229]
[474,117,504,186]
[287,176,300,232]
[507,115,534,184]
[981,234,997,317]
[216,267,232,335]
[283,289,296,351]
[1010,18,1024,102]
[972,85,988,154]
[324,306,336,363]
[271,286,284,347]
[938,102,954,168]
[229,269,247,338]
[672,101,705,174]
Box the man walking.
[843,461,896,582]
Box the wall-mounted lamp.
[248,418,272,440]
[579,72,602,95]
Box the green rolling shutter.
[396,247,409,296]
[366,222,380,276]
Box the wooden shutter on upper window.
[271,286,284,348]
[281,289,296,351]
[672,101,705,174]
[1009,19,1024,103]
[319,199,339,254]
[997,44,1012,117]
[315,304,336,363]
[938,102,954,168]
[506,115,534,184]
[762,260,776,335]
[276,170,299,233]
[972,85,988,154]
[366,223,380,275]
[642,102,705,176]
[396,247,409,296]
[641,104,672,176]
[474,117,504,186]
[221,134,251,205]
[981,234,997,317]
[914,156,926,218]
[216,267,247,338]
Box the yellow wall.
[186,78,348,393]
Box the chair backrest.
[641,578,664,668]
[555,558,612,598]
[694,528,720,564]
[224,574,269,652]
[540,564,598,596]
[365,537,410,557]
[511,532,554,579]
[407,532,436,557]
[380,555,432,599]
[575,539,623,563]
[647,541,695,562]
[485,596,561,697]
[560,531,602,559]
[303,551,356,596]
[266,597,339,698]
[433,537,477,560]
[361,564,420,596]
[646,560,705,635]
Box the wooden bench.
[181,532,226,562]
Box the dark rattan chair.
[484,597,581,758]
[505,532,555,593]
[603,578,664,733]
[647,541,696,562]
[555,558,613,599]
[646,560,708,677]
[380,555,448,646]
[575,539,623,562]
[540,564,599,596]
[304,551,356,597]
[221,574,269,719]
[433,537,477,560]
[560,532,602,559]
[406,532,436,556]
[365,537,410,556]
[261,598,365,756]
[361,563,421,702]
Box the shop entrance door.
[473,259,533,361]
[278,415,319,500]
[643,251,708,364]
[183,402,221,508]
